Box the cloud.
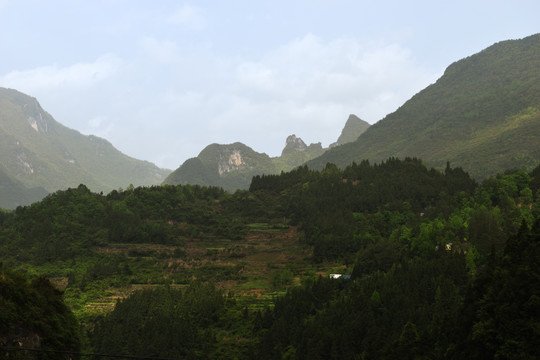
[140,37,179,64]
[0,33,437,170]
[96,34,437,168]
[167,4,206,30]
[218,34,438,154]
[84,115,115,139]
[0,54,122,93]
[233,35,435,118]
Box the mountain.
[330,114,370,147]
[163,134,325,192]
[0,165,48,209]
[308,34,540,178]
[0,88,170,206]
[163,142,274,191]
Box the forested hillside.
[308,34,540,178]
[1,159,539,358]
[0,267,80,359]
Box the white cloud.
[0,54,122,93]
[97,35,438,167]
[0,33,437,170]
[84,115,115,139]
[140,37,179,64]
[220,35,437,153]
[233,35,435,119]
[167,4,206,30]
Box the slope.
[331,114,370,147]
[163,136,325,192]
[0,88,170,197]
[163,114,369,192]
[308,34,540,178]
[163,142,276,191]
[0,165,48,209]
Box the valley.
[1,33,540,359]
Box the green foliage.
[308,34,540,179]
[0,266,80,359]
[1,158,538,359]
[91,282,252,359]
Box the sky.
[1,1,539,170]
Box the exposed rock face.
[281,135,323,157]
[281,135,308,155]
[25,99,50,133]
[218,149,248,175]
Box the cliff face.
[281,135,308,155]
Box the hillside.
[330,114,370,147]
[1,159,538,358]
[0,88,170,204]
[164,115,369,191]
[308,34,540,178]
[0,165,48,209]
[163,142,275,191]
[163,135,325,191]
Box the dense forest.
[1,158,539,359]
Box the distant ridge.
[163,134,328,192]
[0,87,171,207]
[164,113,370,192]
[307,34,540,178]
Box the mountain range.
[1,34,539,206]
[163,114,370,191]
[0,88,170,208]
[166,34,540,190]
[307,34,540,177]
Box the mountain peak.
[331,114,370,147]
[0,88,51,133]
[0,87,170,203]
[307,34,540,178]
[281,134,308,155]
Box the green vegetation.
[1,158,539,358]
[308,34,540,179]
[3,34,540,359]
[164,142,277,191]
[0,267,80,359]
[332,114,370,146]
[164,134,327,192]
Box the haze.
[1,0,539,169]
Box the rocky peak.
[330,114,370,147]
[281,135,308,156]
[0,88,50,133]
